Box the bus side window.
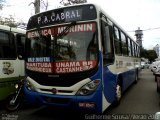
[0,31,16,59]
[16,34,25,59]
[127,37,132,56]
[114,26,121,55]
[101,20,114,65]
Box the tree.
[147,50,158,63]
[140,47,157,63]
[140,47,148,58]
[60,0,87,6]
[0,15,17,27]
[0,0,5,10]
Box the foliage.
[60,0,87,6]
[0,0,18,27]
[140,47,157,63]
[0,0,5,10]
[147,50,158,62]
[0,15,17,27]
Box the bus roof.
[0,24,26,34]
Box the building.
[135,27,143,48]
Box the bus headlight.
[25,80,36,91]
[76,80,100,96]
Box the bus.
[24,4,141,113]
[0,25,25,101]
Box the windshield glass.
[26,22,98,74]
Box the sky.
[1,0,160,50]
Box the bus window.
[132,41,135,57]
[101,20,114,65]
[127,37,132,56]
[114,27,121,55]
[16,34,25,59]
[120,31,128,56]
[0,31,16,59]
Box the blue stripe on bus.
[103,66,117,103]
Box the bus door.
[100,16,116,104]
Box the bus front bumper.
[24,86,102,113]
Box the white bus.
[0,25,25,101]
[24,4,141,113]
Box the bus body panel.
[103,66,117,103]
[108,55,140,92]
[0,59,25,101]
[0,25,25,101]
[121,69,136,92]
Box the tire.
[157,84,160,93]
[113,81,122,106]
[134,73,138,84]
[5,93,23,111]
[157,81,160,93]
[155,76,157,82]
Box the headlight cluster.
[25,80,36,91]
[76,80,100,96]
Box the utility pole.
[34,0,40,14]
[29,0,40,14]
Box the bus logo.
[2,62,14,75]
[51,88,57,94]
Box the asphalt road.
[0,69,160,120]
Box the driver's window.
[101,19,114,65]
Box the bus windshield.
[26,22,98,74]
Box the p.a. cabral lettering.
[37,9,82,25]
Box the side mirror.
[18,55,22,59]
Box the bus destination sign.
[27,4,97,29]
[37,9,82,25]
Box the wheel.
[134,72,138,84]
[115,84,122,103]
[155,76,157,82]
[113,82,122,106]
[5,93,22,111]
[157,80,160,93]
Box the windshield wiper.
[53,21,76,58]
[56,21,76,38]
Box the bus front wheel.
[113,82,122,106]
